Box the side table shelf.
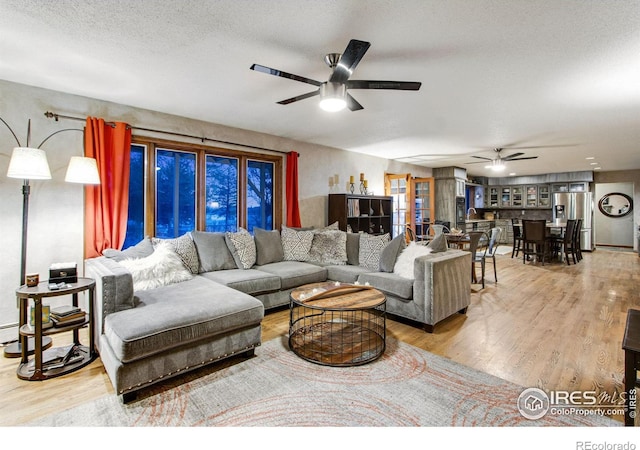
[15,278,96,381]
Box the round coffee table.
[289,282,386,366]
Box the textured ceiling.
[1,0,639,177]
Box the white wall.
[0,80,431,332]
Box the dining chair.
[467,231,488,288]
[486,227,502,282]
[548,219,576,265]
[522,219,550,265]
[573,219,583,262]
[511,218,522,258]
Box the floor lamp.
[2,117,100,358]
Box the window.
[206,155,238,232]
[123,144,146,248]
[246,159,274,232]
[155,149,196,238]
[123,137,282,246]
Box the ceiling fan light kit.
[319,82,347,112]
[251,39,421,112]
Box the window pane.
[205,155,238,232]
[246,160,274,232]
[123,144,145,249]
[155,149,196,238]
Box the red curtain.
[84,117,132,258]
[285,151,302,227]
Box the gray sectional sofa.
[85,226,470,401]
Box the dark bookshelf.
[328,193,393,235]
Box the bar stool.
[511,218,522,258]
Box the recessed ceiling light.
[594,167,601,170]
[586,156,595,160]
[509,172,516,176]
[590,162,598,165]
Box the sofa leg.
[459,307,468,314]
[122,391,137,404]
[242,348,255,358]
[423,324,434,333]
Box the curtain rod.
[43,111,292,156]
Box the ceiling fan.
[465,148,538,171]
[250,39,422,112]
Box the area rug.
[28,337,617,427]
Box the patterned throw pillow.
[225,228,256,269]
[281,226,314,261]
[152,233,200,274]
[308,229,348,265]
[358,233,391,271]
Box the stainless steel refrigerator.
[552,192,594,251]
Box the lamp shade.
[65,156,101,184]
[7,147,52,180]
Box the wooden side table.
[622,308,640,426]
[16,277,96,381]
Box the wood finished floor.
[1,248,637,426]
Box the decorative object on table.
[29,304,52,330]
[25,273,39,287]
[49,262,78,284]
[2,116,99,358]
[349,175,355,194]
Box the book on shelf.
[50,305,81,317]
[51,314,86,328]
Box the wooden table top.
[290,282,386,310]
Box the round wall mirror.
[598,192,633,218]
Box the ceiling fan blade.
[471,156,492,161]
[465,160,492,164]
[346,94,364,111]
[250,64,322,87]
[502,152,525,160]
[505,156,539,161]
[277,90,319,105]
[329,39,371,83]
[347,80,422,90]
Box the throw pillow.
[426,233,448,253]
[379,233,407,272]
[308,229,348,265]
[102,236,154,261]
[281,226,314,261]
[119,243,193,291]
[190,231,237,272]
[358,233,390,271]
[254,228,285,265]
[225,228,257,269]
[152,234,200,274]
[393,242,433,280]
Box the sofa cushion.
[225,228,256,269]
[379,233,406,272]
[308,229,348,265]
[281,226,314,261]
[152,234,200,274]
[103,237,154,261]
[357,272,414,300]
[346,232,360,265]
[326,264,372,284]
[255,261,327,290]
[199,269,281,295]
[254,228,284,265]
[358,233,390,270]
[191,231,237,272]
[103,276,264,363]
[119,243,193,291]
